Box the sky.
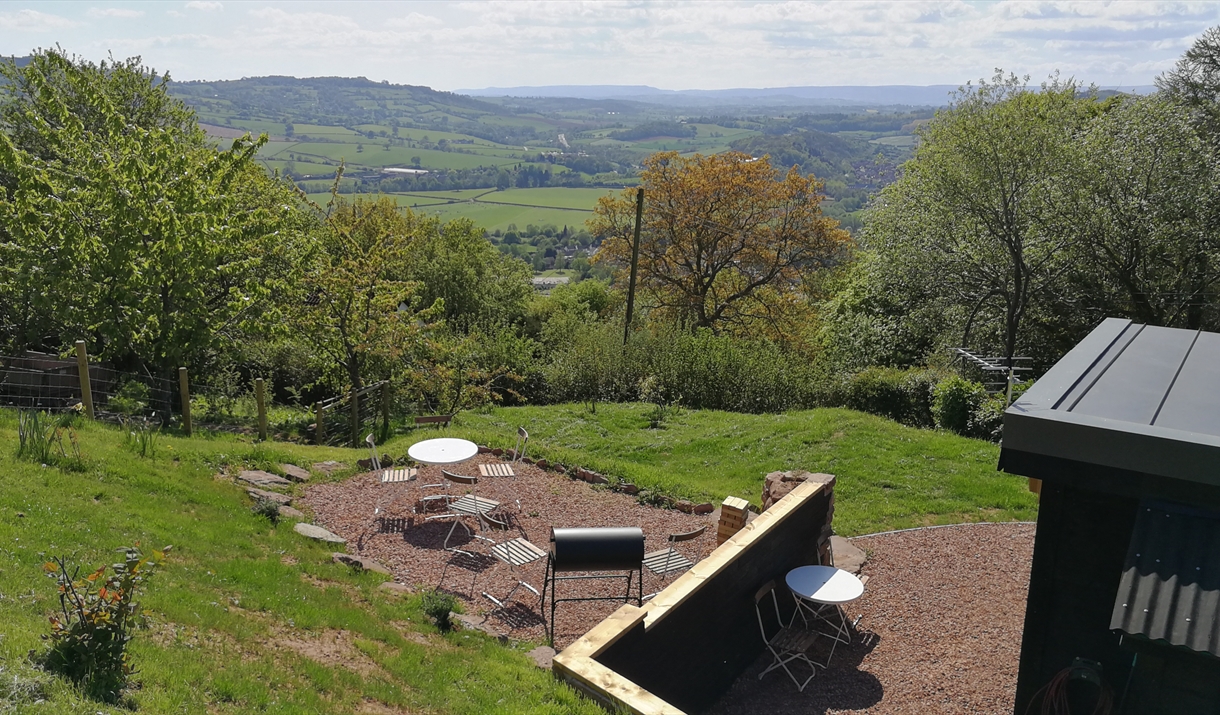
[0,1,1214,92]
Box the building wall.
[1015,481,1138,713]
[1012,453,1220,714]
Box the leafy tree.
[1157,26,1220,142]
[290,191,439,391]
[590,151,849,338]
[0,49,306,384]
[862,73,1089,361]
[405,217,533,328]
[1057,95,1220,331]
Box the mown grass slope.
[428,403,1037,536]
[0,411,598,715]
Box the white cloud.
[385,12,444,29]
[0,9,80,31]
[185,1,223,11]
[87,7,146,19]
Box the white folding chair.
[478,512,545,610]
[755,579,819,692]
[514,426,528,462]
[423,471,501,552]
[642,525,707,599]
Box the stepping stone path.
[294,523,346,544]
[311,461,347,476]
[527,646,556,669]
[247,488,292,505]
[378,582,413,596]
[332,553,391,575]
[238,470,291,488]
[280,464,311,482]
[278,505,305,519]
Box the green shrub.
[108,380,150,416]
[40,545,171,703]
[420,590,460,632]
[932,376,988,435]
[250,498,282,524]
[843,367,942,427]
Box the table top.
[786,565,864,604]
[407,437,478,466]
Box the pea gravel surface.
[709,522,1035,715]
[300,453,717,648]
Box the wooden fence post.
[255,378,268,441]
[74,340,94,419]
[349,388,360,448]
[179,367,192,436]
[315,401,326,445]
[380,382,391,437]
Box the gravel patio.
[302,457,1034,712]
[300,453,718,648]
[708,522,1035,715]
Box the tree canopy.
[590,151,849,341]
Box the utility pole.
[623,188,644,345]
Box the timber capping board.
[552,476,833,715]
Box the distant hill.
[461,83,1161,108]
[462,84,960,107]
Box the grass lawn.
[421,403,1037,537]
[0,411,598,715]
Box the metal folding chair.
[478,513,545,610]
[755,579,819,692]
[477,427,530,478]
[642,525,707,599]
[423,471,501,552]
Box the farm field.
[480,187,618,209]
[417,202,590,232]
[303,186,615,232]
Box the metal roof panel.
[1111,501,1220,658]
[1154,330,1220,437]
[1071,326,1198,425]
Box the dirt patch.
[358,700,418,714]
[273,628,387,679]
[709,522,1034,715]
[300,453,716,648]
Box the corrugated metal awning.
[1111,500,1220,657]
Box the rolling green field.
[480,187,618,209]
[303,186,616,232]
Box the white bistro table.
[408,437,479,466]
[785,564,865,666]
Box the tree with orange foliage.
[590,151,849,339]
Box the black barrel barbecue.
[545,527,645,640]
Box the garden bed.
[300,454,717,648]
[708,522,1034,715]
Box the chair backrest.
[754,579,783,641]
[478,512,510,531]
[365,433,381,471]
[514,427,529,463]
[441,470,478,487]
[415,414,453,428]
[669,525,708,544]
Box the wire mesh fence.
[0,349,390,446]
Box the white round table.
[785,564,864,662]
[786,565,864,604]
[407,437,478,466]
